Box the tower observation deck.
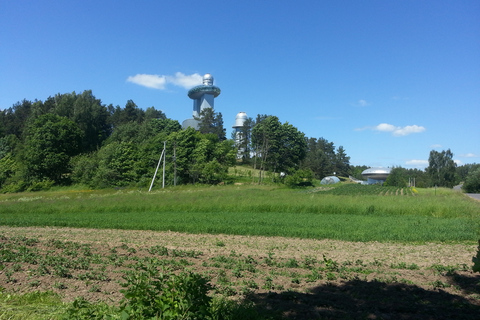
[183,74,221,129]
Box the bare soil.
[1,226,479,319]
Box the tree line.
[0,90,351,191]
[383,150,480,192]
[1,90,478,192]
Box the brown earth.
[1,226,479,319]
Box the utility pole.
[162,141,166,189]
[149,142,167,191]
[173,141,177,186]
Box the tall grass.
[1,184,479,242]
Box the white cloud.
[126,72,203,90]
[356,123,426,136]
[430,144,443,149]
[166,72,203,89]
[405,159,429,167]
[392,125,426,136]
[454,159,463,166]
[375,123,397,133]
[358,99,369,107]
[126,74,167,89]
[365,123,426,136]
[459,153,479,158]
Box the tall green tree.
[252,116,306,180]
[145,107,166,121]
[108,100,146,128]
[233,116,254,163]
[384,167,408,187]
[166,128,235,185]
[426,149,456,187]
[334,146,351,177]
[301,137,338,179]
[72,90,111,152]
[195,108,226,140]
[22,114,83,183]
[0,99,33,138]
[92,141,141,187]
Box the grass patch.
[0,291,66,319]
[0,184,479,243]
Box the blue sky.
[1,0,479,169]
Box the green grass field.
[1,184,479,243]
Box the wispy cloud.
[126,72,203,90]
[356,123,426,136]
[405,159,428,167]
[459,153,479,158]
[430,144,443,149]
[358,99,369,107]
[352,99,370,107]
[167,72,203,88]
[127,74,167,89]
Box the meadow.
[0,184,479,243]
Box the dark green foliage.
[252,116,306,177]
[426,149,456,187]
[145,106,166,121]
[195,107,226,141]
[456,163,480,185]
[109,100,145,127]
[120,266,212,319]
[93,141,142,187]
[0,99,33,138]
[384,167,408,187]
[301,137,351,179]
[22,113,83,183]
[0,153,18,188]
[31,91,111,152]
[166,128,236,185]
[66,266,214,320]
[71,91,111,152]
[462,167,480,193]
[335,146,351,177]
[284,169,314,188]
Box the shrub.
[26,179,55,192]
[463,167,480,193]
[66,265,214,320]
[118,265,213,320]
[284,169,314,188]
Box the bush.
[119,265,212,320]
[463,167,480,193]
[66,265,213,320]
[26,179,55,192]
[284,169,314,188]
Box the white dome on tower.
[203,73,214,85]
[233,112,248,128]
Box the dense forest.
[1,90,479,192]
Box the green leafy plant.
[119,265,212,319]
